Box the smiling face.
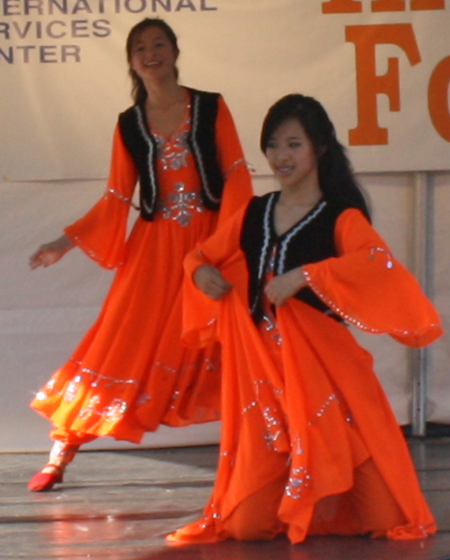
[130,25,179,82]
[265,118,320,194]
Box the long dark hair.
[126,18,180,105]
[260,94,371,221]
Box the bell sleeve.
[302,208,443,347]
[183,203,249,348]
[64,124,138,269]
[214,96,253,227]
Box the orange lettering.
[411,0,445,9]
[372,0,405,11]
[428,56,450,142]
[346,24,421,145]
[322,0,362,13]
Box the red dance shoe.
[27,465,64,492]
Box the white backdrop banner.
[1,0,450,180]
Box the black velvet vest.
[240,192,348,324]
[118,88,224,221]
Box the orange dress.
[30,94,252,444]
[167,200,442,544]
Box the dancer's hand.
[193,265,232,300]
[29,235,74,269]
[264,267,306,307]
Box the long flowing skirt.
[31,210,221,443]
[168,291,436,543]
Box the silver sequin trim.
[224,158,250,176]
[69,234,124,270]
[369,246,394,268]
[261,313,283,346]
[285,466,313,499]
[314,393,339,420]
[263,406,284,449]
[135,105,157,216]
[107,188,130,204]
[36,356,219,424]
[250,193,277,315]
[303,253,441,336]
[241,379,286,450]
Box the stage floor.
[1,438,450,560]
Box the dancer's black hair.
[260,94,371,221]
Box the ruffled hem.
[31,342,221,442]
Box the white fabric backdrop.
[1,1,450,180]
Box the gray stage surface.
[1,438,449,560]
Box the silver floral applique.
[158,182,204,227]
[155,130,190,171]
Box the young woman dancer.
[27,18,252,492]
[167,94,442,543]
